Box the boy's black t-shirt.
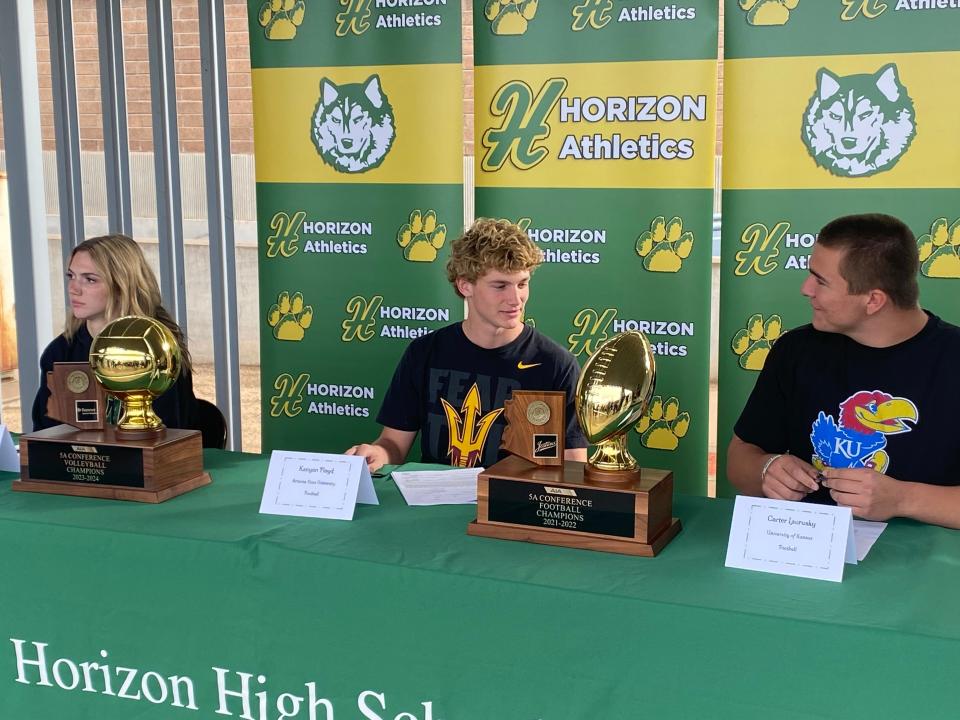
[735,312,960,504]
[378,323,587,468]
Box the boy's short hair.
[817,213,919,309]
[445,218,543,297]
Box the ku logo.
[571,0,613,30]
[840,0,887,20]
[342,295,383,342]
[265,211,306,259]
[810,390,918,474]
[270,373,310,418]
[335,0,371,36]
[734,221,789,276]
[568,308,617,357]
[481,78,567,172]
[441,383,503,468]
[258,0,306,40]
[802,63,916,178]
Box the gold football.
[575,331,656,445]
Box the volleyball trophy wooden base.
[14,424,211,503]
[468,454,681,557]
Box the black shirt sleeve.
[557,355,588,449]
[732,332,794,454]
[376,341,424,433]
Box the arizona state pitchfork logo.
[441,383,503,468]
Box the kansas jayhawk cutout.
[810,390,918,474]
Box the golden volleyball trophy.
[90,316,181,435]
[469,331,681,556]
[16,316,211,503]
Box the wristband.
[760,453,785,484]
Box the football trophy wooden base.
[468,454,681,557]
[14,424,211,503]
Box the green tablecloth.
[2,450,959,719]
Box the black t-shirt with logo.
[378,323,588,468]
[734,312,960,504]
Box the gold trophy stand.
[468,454,681,557]
[15,424,211,503]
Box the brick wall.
[0,0,253,155]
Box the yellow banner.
[252,64,462,184]
[476,60,717,189]
[724,51,960,190]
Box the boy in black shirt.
[347,219,588,471]
[728,213,960,528]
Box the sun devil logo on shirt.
[441,383,504,468]
[810,390,918,474]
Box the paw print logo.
[635,216,694,273]
[485,0,539,35]
[397,210,447,263]
[635,396,690,451]
[731,313,782,371]
[258,0,306,40]
[267,291,313,341]
[918,217,960,278]
[740,0,798,25]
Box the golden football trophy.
[15,316,211,503]
[468,331,681,556]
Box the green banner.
[473,0,719,495]
[717,0,960,495]
[248,0,463,453]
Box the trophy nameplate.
[15,425,211,503]
[14,316,212,503]
[468,331,681,556]
[500,390,565,467]
[468,456,680,556]
[47,362,108,430]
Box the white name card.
[259,451,378,521]
[0,425,18,473]
[725,496,856,582]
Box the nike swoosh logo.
[517,362,541,370]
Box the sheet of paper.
[0,425,18,472]
[725,496,855,582]
[853,520,887,561]
[391,468,481,506]
[259,451,378,521]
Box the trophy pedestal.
[468,454,681,557]
[14,424,211,503]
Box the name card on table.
[725,496,856,582]
[0,425,18,472]
[260,452,378,521]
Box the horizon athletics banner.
[248,1,463,453]
[473,0,719,495]
[716,1,960,496]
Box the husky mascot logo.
[802,63,916,178]
[311,74,396,173]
